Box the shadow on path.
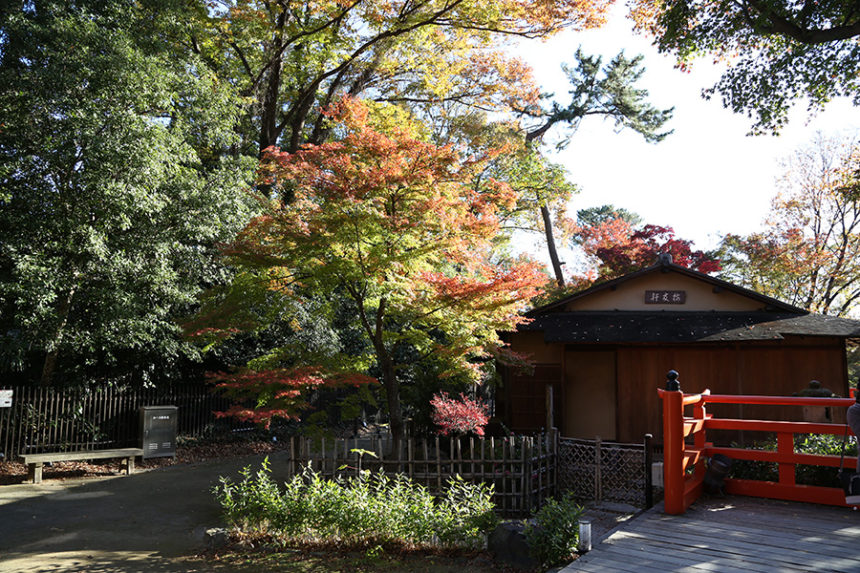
[0,451,289,572]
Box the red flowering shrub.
[430,392,490,436]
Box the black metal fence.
[0,385,237,459]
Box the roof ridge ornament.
[658,253,674,266]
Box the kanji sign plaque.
[645,290,686,304]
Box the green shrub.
[213,457,284,532]
[729,433,857,487]
[796,433,855,487]
[213,458,499,549]
[524,492,585,569]
[728,439,778,482]
[435,475,500,546]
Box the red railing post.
[661,370,686,515]
[777,432,796,486]
[692,393,708,484]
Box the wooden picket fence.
[0,385,240,459]
[0,385,660,514]
[285,433,557,517]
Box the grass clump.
[214,457,498,550]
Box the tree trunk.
[40,288,75,387]
[259,50,283,156]
[258,8,287,158]
[541,204,565,287]
[352,291,404,455]
[377,346,404,457]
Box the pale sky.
[514,5,860,271]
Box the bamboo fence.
[284,433,557,516]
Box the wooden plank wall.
[615,338,847,443]
[504,364,561,433]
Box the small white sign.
[0,390,12,408]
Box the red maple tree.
[576,217,721,280]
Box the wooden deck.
[563,496,860,573]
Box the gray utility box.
[140,405,178,459]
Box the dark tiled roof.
[519,311,860,343]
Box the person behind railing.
[848,390,860,474]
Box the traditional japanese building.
[497,255,860,443]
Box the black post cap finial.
[666,370,681,392]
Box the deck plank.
[612,525,823,570]
[596,542,760,573]
[623,518,848,558]
[561,496,860,573]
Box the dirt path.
[0,450,640,572]
[0,451,291,572]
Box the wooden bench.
[20,448,144,484]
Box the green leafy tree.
[199,4,671,292]
[518,49,674,285]
[194,0,613,160]
[193,98,546,449]
[0,1,256,386]
[472,127,578,266]
[718,135,860,315]
[575,204,643,231]
[522,49,674,146]
[630,0,860,133]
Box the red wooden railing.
[659,384,857,515]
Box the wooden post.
[489,437,495,509]
[644,433,654,509]
[338,438,348,476]
[778,432,796,486]
[548,429,558,500]
[546,385,554,431]
[288,437,294,477]
[407,438,413,479]
[661,371,686,515]
[449,436,455,480]
[479,438,485,485]
[469,437,475,482]
[522,436,529,513]
[435,436,442,492]
[594,436,602,502]
[502,437,509,514]
[422,439,430,486]
[692,394,708,485]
